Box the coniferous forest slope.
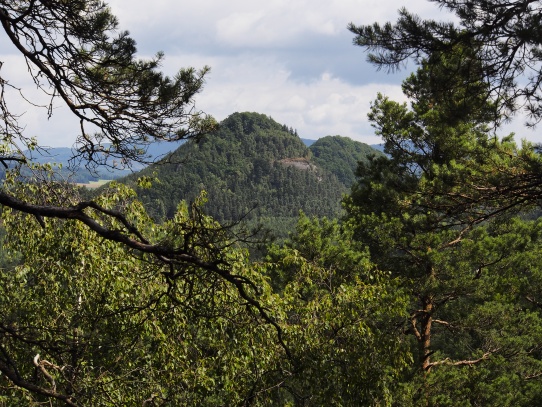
[123,112,383,223]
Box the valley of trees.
[2,0,542,405]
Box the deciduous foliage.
[0,183,289,405]
[0,182,414,405]
[8,0,542,405]
[263,214,410,405]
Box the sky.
[0,0,535,147]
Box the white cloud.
[216,11,266,46]
[108,0,444,50]
[185,54,405,144]
[214,3,342,47]
[0,53,81,147]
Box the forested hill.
[310,135,381,186]
[124,112,382,222]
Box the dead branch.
[425,351,493,371]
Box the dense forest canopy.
[2,0,542,405]
[124,112,382,224]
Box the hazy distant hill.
[25,141,185,183]
[370,143,385,152]
[123,112,382,226]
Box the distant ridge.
[370,143,385,152]
[23,140,185,183]
[301,138,316,147]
